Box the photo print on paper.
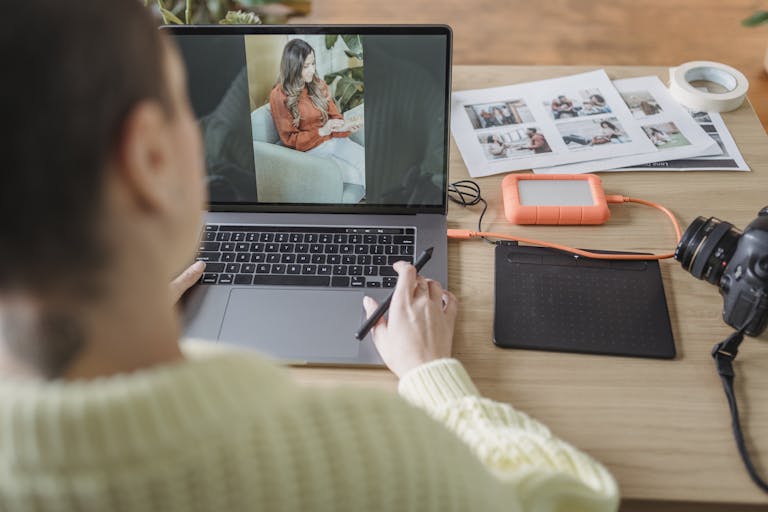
[642,122,690,149]
[557,117,630,149]
[477,126,552,161]
[464,99,535,130]
[620,90,663,119]
[544,88,612,120]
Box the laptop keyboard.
[195,225,415,288]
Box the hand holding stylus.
[360,259,458,378]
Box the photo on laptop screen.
[245,34,366,204]
[173,28,449,210]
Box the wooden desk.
[290,66,768,506]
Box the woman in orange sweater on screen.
[269,39,365,200]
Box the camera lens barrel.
[675,216,741,284]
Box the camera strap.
[712,330,768,493]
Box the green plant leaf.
[160,7,184,24]
[341,34,362,55]
[325,34,339,49]
[742,10,768,27]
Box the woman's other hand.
[362,261,458,378]
[319,118,345,136]
[169,261,205,304]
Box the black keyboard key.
[275,233,289,243]
[364,235,377,244]
[201,273,219,284]
[354,245,368,254]
[205,225,219,232]
[340,244,354,254]
[271,264,286,274]
[236,253,250,263]
[280,243,294,253]
[219,274,234,285]
[349,265,363,276]
[310,244,323,253]
[383,277,397,288]
[221,253,235,263]
[334,234,348,244]
[318,265,332,275]
[250,275,330,287]
[387,256,413,266]
[251,253,266,263]
[250,243,265,252]
[394,235,415,245]
[385,245,398,255]
[333,265,348,275]
[357,255,371,265]
[305,233,318,243]
[290,233,303,243]
[196,252,221,262]
[232,233,245,242]
[311,254,326,264]
[302,264,317,274]
[256,264,270,273]
[351,276,366,287]
[216,232,231,242]
[242,263,256,273]
[281,254,296,263]
[246,233,259,242]
[325,244,339,254]
[204,232,216,241]
[366,281,381,288]
[400,245,414,256]
[331,276,350,287]
[319,234,332,244]
[296,244,309,253]
[265,243,279,252]
[234,274,253,285]
[342,255,356,265]
[267,254,280,263]
[259,233,274,242]
[204,263,225,273]
[328,254,341,264]
[199,241,220,252]
[225,263,241,273]
[287,264,301,274]
[378,235,392,244]
[380,266,397,276]
[221,242,235,252]
[349,235,362,244]
[371,245,385,255]
[236,243,249,252]
[373,255,387,266]
[364,266,378,276]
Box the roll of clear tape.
[668,61,749,112]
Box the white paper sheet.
[450,70,658,177]
[533,76,720,174]
[618,104,749,171]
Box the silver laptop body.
[170,25,452,365]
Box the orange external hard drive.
[501,174,610,225]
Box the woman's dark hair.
[277,39,329,128]
[0,0,171,294]
[600,120,617,130]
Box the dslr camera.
[675,207,768,337]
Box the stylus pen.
[355,246,434,341]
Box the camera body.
[675,208,768,337]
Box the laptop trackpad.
[219,288,362,361]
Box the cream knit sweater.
[0,340,618,511]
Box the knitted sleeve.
[397,358,619,511]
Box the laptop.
[168,25,452,365]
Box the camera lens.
[675,216,742,284]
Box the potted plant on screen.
[148,0,311,25]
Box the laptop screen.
[169,26,451,214]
